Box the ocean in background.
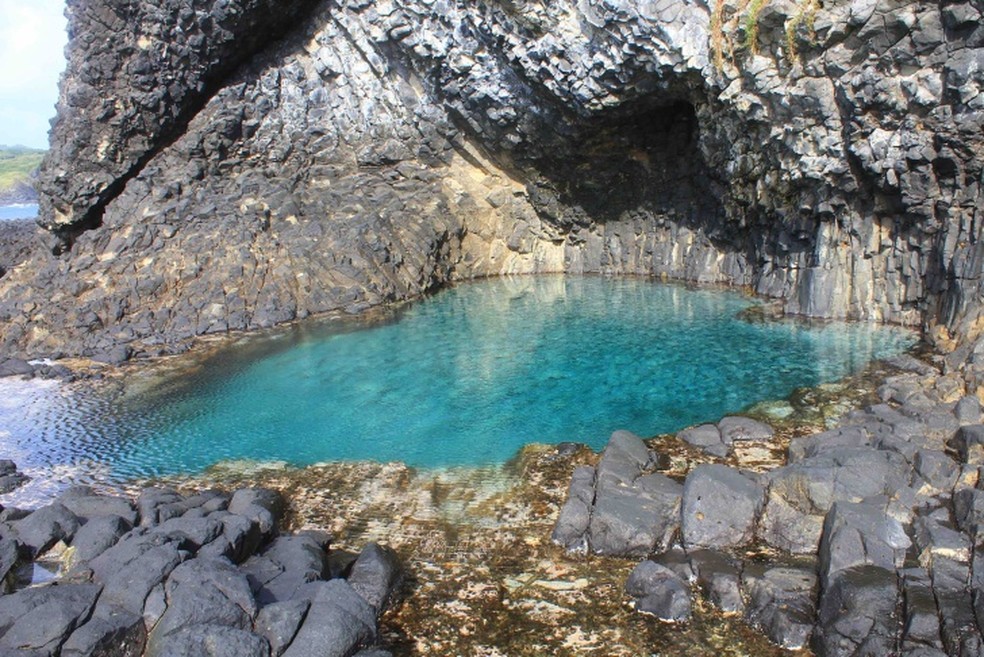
[0,204,38,221]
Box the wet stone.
[625,559,692,623]
[814,565,900,657]
[345,543,402,616]
[551,464,595,554]
[689,549,744,613]
[901,568,944,651]
[818,500,911,588]
[742,563,817,650]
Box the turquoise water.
[2,277,917,480]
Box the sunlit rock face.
[0,0,981,364]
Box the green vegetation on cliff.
[0,146,44,195]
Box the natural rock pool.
[1,276,916,484]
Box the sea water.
[0,276,917,481]
[0,204,38,221]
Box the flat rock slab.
[681,464,763,549]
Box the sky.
[0,0,67,149]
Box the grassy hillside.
[0,147,44,194]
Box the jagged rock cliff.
[0,0,981,370]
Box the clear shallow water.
[0,277,917,482]
[0,204,38,220]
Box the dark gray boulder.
[954,396,983,425]
[0,461,29,495]
[814,566,900,657]
[70,515,132,565]
[759,447,913,553]
[151,516,225,551]
[244,534,327,605]
[551,465,595,553]
[587,471,682,557]
[586,432,680,556]
[198,512,265,564]
[10,503,80,558]
[61,602,147,657]
[925,546,983,657]
[228,489,285,537]
[281,580,376,657]
[0,583,101,653]
[818,500,911,588]
[689,549,744,613]
[255,600,309,657]
[88,532,184,616]
[624,560,691,622]
[136,489,185,528]
[742,563,817,650]
[58,487,139,526]
[677,424,728,458]
[0,359,34,378]
[346,544,401,616]
[913,449,960,494]
[147,558,256,651]
[146,624,270,657]
[787,427,871,462]
[717,417,774,445]
[900,568,944,652]
[149,558,257,646]
[681,464,764,549]
[0,538,18,592]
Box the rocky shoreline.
[553,354,984,656]
[0,473,401,657]
[3,344,978,655]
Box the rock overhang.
[0,0,977,372]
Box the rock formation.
[554,361,984,653]
[0,483,401,657]
[0,0,977,376]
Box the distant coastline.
[0,146,43,208]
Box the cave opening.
[523,100,727,240]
